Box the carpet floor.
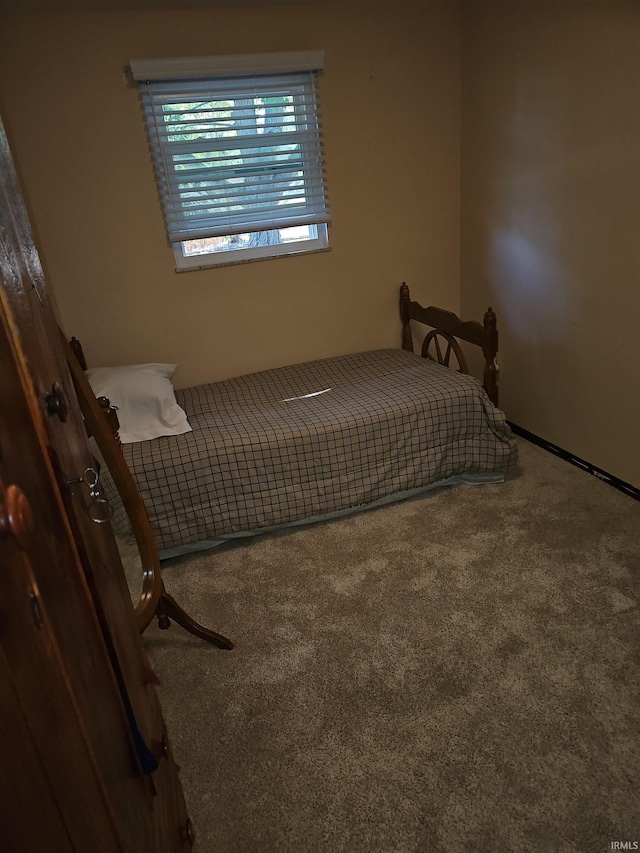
[143,438,640,853]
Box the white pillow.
[86,363,192,444]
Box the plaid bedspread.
[106,349,518,555]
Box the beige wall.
[7,2,636,486]
[0,0,461,389]
[461,0,640,487]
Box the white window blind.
[133,53,330,245]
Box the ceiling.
[0,0,321,11]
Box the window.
[129,51,331,270]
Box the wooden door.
[0,116,192,851]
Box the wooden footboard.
[399,282,499,406]
[63,329,233,648]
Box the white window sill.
[174,245,331,273]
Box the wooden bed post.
[482,308,499,407]
[399,282,414,352]
[69,336,87,370]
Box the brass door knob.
[0,484,34,549]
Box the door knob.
[0,484,34,549]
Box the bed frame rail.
[399,282,499,406]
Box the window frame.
[172,223,329,270]
[129,51,330,271]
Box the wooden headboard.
[399,282,499,406]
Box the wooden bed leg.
[155,582,234,649]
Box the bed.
[79,284,518,559]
